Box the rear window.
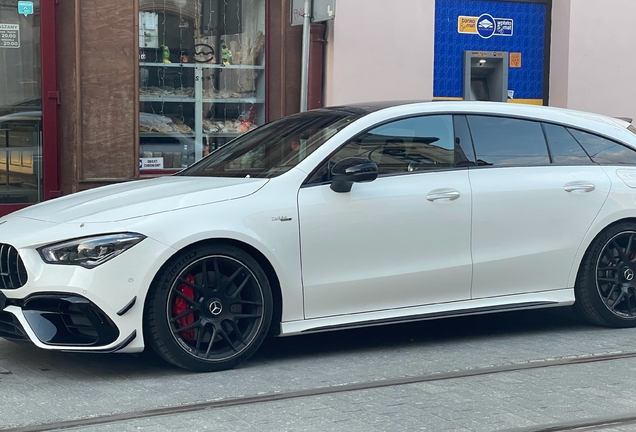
[568,129,636,165]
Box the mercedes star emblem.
[209,300,223,316]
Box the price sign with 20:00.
[0,24,20,48]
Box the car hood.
[11,176,269,223]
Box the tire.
[575,222,636,328]
[144,243,273,372]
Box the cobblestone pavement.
[3,307,636,431]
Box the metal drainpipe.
[308,23,327,110]
[299,0,311,112]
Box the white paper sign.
[140,158,164,169]
[0,24,20,49]
[144,12,157,30]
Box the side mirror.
[330,157,378,193]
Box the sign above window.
[458,14,514,38]
[291,0,336,26]
[17,1,33,17]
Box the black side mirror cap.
[330,157,379,193]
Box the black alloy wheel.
[575,223,636,328]
[145,244,272,372]
[595,231,636,318]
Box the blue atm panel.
[434,0,548,103]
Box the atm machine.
[463,51,509,102]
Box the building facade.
[325,0,636,122]
[0,0,311,216]
[0,0,635,216]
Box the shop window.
[0,1,43,204]
[138,0,266,172]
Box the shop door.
[0,0,58,216]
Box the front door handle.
[563,182,595,193]
[426,189,460,202]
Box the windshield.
[179,109,364,178]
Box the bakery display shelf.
[139,132,194,138]
[201,98,265,104]
[140,62,196,68]
[140,62,264,70]
[202,132,243,138]
[199,63,265,70]
[140,96,195,103]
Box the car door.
[297,115,474,319]
[466,115,611,299]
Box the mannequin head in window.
[289,130,313,152]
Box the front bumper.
[4,293,120,345]
[0,303,28,341]
[0,226,174,353]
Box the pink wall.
[548,0,570,108]
[323,0,435,106]
[324,0,636,122]
[551,0,636,121]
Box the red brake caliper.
[172,274,196,342]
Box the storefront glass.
[0,0,42,203]
[138,0,266,172]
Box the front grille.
[0,243,27,289]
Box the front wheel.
[144,243,273,372]
[575,223,636,328]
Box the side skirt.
[280,289,575,336]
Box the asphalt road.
[3,306,636,431]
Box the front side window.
[568,129,636,165]
[467,116,550,166]
[308,115,457,184]
[179,110,363,178]
[363,115,456,174]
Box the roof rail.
[616,117,633,123]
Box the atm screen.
[471,78,490,101]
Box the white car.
[1,101,636,372]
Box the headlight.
[38,233,146,269]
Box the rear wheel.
[144,243,272,372]
[575,223,636,328]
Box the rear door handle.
[426,189,460,202]
[563,182,595,193]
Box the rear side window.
[568,129,636,165]
[542,123,592,165]
[467,116,550,166]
